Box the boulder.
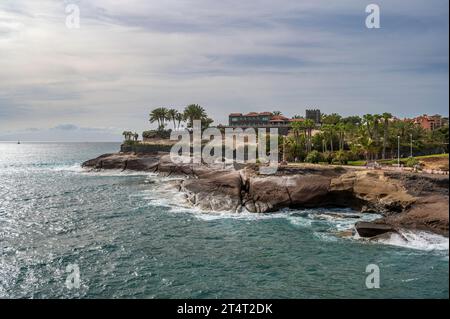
[355,221,396,238]
[181,170,242,212]
[382,195,449,237]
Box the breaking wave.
[373,230,449,252]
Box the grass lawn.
[348,153,448,167]
[346,160,367,166]
[415,153,449,159]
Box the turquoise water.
[0,142,448,298]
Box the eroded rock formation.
[82,152,449,237]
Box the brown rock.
[355,221,396,238]
[82,152,449,236]
[181,170,242,212]
[382,195,449,237]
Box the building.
[227,112,303,135]
[305,109,321,124]
[412,114,449,131]
[228,112,274,127]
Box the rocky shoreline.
[82,152,449,238]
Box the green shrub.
[323,151,334,164]
[332,150,348,165]
[305,150,323,164]
[142,129,172,139]
[406,157,420,168]
[123,140,139,146]
[346,150,361,162]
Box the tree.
[372,114,382,159]
[362,114,374,139]
[303,119,315,153]
[336,122,346,151]
[333,150,348,165]
[322,113,342,125]
[285,136,305,162]
[356,123,380,161]
[149,110,161,129]
[167,109,178,130]
[305,150,323,163]
[183,104,210,128]
[321,124,336,152]
[290,121,306,156]
[175,112,184,130]
[381,112,392,159]
[149,107,169,130]
[122,131,133,141]
[273,111,282,116]
[342,115,362,126]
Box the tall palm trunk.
[382,119,388,159]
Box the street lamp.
[397,135,400,167]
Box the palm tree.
[362,114,373,137]
[321,124,335,152]
[381,112,392,159]
[122,131,132,141]
[372,114,382,159]
[133,132,139,141]
[159,107,169,129]
[149,107,169,130]
[322,113,342,125]
[273,111,282,116]
[183,104,207,128]
[358,131,375,161]
[290,121,305,155]
[336,122,346,151]
[303,119,315,153]
[149,110,161,129]
[167,108,178,130]
[175,112,184,130]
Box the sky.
[0,0,448,141]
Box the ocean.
[0,142,448,298]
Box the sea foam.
[374,230,449,252]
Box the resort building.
[228,112,274,127]
[411,114,449,131]
[227,112,303,135]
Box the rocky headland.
[82,152,449,238]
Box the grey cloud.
[52,124,79,130]
[0,0,448,141]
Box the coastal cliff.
[82,152,449,237]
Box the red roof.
[229,111,274,117]
[270,115,289,121]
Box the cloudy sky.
[0,0,448,141]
